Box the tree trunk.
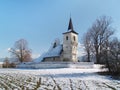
[95,46,100,64]
[87,52,90,62]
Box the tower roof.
[68,17,74,31]
[63,18,78,34]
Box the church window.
[53,57,55,60]
[73,36,76,41]
[66,36,68,40]
[53,42,57,48]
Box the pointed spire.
[68,17,74,31]
[63,17,78,35]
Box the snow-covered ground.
[0,65,120,90]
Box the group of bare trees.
[3,57,16,68]
[83,16,120,75]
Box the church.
[18,18,94,69]
[42,18,79,62]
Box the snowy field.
[0,65,120,90]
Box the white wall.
[63,32,78,62]
[17,62,94,69]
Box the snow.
[33,45,62,63]
[17,62,94,69]
[0,65,120,90]
[45,45,62,58]
[0,62,3,64]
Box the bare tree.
[9,39,32,63]
[109,38,120,60]
[3,57,10,68]
[107,38,120,74]
[84,16,114,64]
[83,32,92,62]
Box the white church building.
[42,18,78,62]
[18,18,94,68]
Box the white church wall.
[63,32,78,62]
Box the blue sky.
[0,0,120,58]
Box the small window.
[66,36,68,40]
[53,57,55,60]
[53,42,56,48]
[73,36,76,41]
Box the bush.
[3,62,16,68]
[63,58,70,62]
[10,63,16,68]
[105,59,120,75]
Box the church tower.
[63,18,78,62]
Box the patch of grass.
[97,71,120,80]
[69,79,73,90]
[112,75,120,80]
[103,82,116,90]
[97,71,111,75]
[51,76,62,90]
[34,78,41,90]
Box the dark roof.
[68,18,74,31]
[63,18,78,35]
[43,56,60,59]
[63,30,78,34]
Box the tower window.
[73,36,76,41]
[66,36,68,40]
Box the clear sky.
[0,0,120,58]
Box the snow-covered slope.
[0,66,120,90]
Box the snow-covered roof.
[33,44,63,63]
[44,44,63,58]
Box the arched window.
[66,36,68,40]
[73,36,76,41]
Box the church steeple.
[63,17,78,35]
[62,17,79,62]
[68,18,74,31]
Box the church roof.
[44,45,63,58]
[68,17,74,31]
[34,44,63,62]
[63,18,78,35]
